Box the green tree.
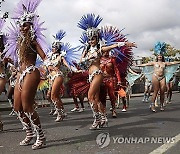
[165,44,180,57]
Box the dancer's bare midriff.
[153,62,165,81]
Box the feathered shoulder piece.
[3,22,20,63]
[100,26,126,46]
[58,42,82,67]
[154,41,167,55]
[77,13,103,39]
[100,26,133,76]
[0,18,5,32]
[13,0,42,25]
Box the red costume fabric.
[100,56,121,105]
[68,71,89,97]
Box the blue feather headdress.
[79,32,88,45]
[77,13,103,39]
[52,30,66,49]
[78,32,89,52]
[154,41,167,55]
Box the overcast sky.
[1,0,180,57]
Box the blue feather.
[79,32,88,44]
[77,13,103,30]
[154,41,166,55]
[54,30,66,41]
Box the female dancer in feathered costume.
[137,42,180,112]
[99,26,136,115]
[3,0,49,150]
[77,14,136,129]
[44,30,81,121]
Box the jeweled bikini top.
[50,53,61,67]
[81,45,101,69]
[154,63,166,69]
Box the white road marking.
[149,133,180,154]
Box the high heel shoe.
[20,129,34,146]
[20,136,34,146]
[55,109,65,122]
[89,113,101,130]
[0,121,3,131]
[100,114,108,128]
[89,121,101,130]
[149,103,156,112]
[32,138,46,150]
[55,114,65,122]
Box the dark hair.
[156,55,165,62]
[85,42,100,58]
[53,42,62,54]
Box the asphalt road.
[0,93,180,154]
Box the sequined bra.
[80,45,101,69]
[50,53,61,67]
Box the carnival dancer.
[137,42,180,112]
[166,74,176,104]
[4,0,50,149]
[141,74,153,103]
[77,14,136,129]
[45,30,80,122]
[99,26,136,114]
[100,51,121,117]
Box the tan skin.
[80,36,136,113]
[166,81,173,103]
[48,48,70,109]
[138,55,180,110]
[14,22,46,113]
